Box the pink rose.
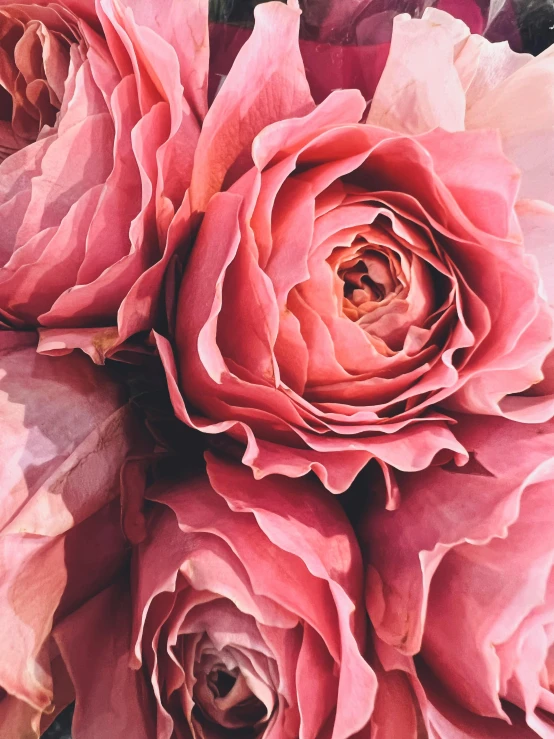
[0,0,207,362]
[0,331,147,736]
[53,455,375,738]
[157,3,554,495]
[360,413,554,735]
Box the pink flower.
[360,413,554,736]
[157,3,554,495]
[52,455,375,738]
[0,0,208,362]
[0,331,146,736]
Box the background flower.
[53,455,375,738]
[0,0,208,362]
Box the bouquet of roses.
[1,0,554,737]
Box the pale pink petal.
[367,11,469,134]
[516,199,554,305]
[114,0,208,121]
[466,44,554,206]
[371,8,554,208]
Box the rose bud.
[360,413,554,736]
[156,2,554,495]
[0,331,147,736]
[0,0,208,362]
[52,455,376,738]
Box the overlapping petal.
[370,637,540,739]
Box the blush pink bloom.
[0,331,147,737]
[157,2,554,495]
[53,455,376,738]
[0,0,208,362]
[361,413,554,736]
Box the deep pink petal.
[205,454,377,739]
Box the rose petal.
[190,0,313,210]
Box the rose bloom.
[157,3,554,495]
[360,413,554,736]
[51,455,375,738]
[0,331,144,737]
[0,0,207,361]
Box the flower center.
[194,660,269,731]
[338,248,402,322]
[208,667,237,699]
